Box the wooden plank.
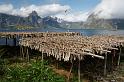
[78,55,81,82]
[83,52,104,59]
[97,49,111,53]
[107,47,118,50]
[104,53,107,76]
[117,47,121,66]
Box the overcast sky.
[0,0,123,22]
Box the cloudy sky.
[0,0,123,22]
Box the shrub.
[2,60,66,82]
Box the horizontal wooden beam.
[110,47,118,50]
[76,51,104,59]
[84,49,92,52]
[97,49,111,53]
[105,47,118,50]
[83,52,104,59]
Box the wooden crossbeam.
[102,50,111,53]
[83,52,104,59]
[105,47,118,50]
[76,51,104,59]
[98,49,111,53]
[110,47,118,50]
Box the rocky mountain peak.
[29,11,38,17]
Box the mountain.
[84,11,124,29]
[0,11,64,30]
[42,16,61,28]
[0,11,43,30]
[26,11,42,27]
[59,21,84,29]
[0,11,89,30]
[1,10,124,30]
[52,17,84,29]
[0,13,21,28]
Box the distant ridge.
[0,11,124,30]
[83,11,124,29]
[0,11,63,30]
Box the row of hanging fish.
[19,33,124,61]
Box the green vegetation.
[0,46,66,82]
[15,25,33,30]
[0,25,34,30]
[0,60,66,82]
[0,46,79,82]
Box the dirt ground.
[96,62,124,82]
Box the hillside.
[83,12,124,29]
[0,10,124,30]
[0,11,62,30]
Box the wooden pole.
[67,56,73,82]
[41,50,44,75]
[26,47,29,62]
[20,45,22,58]
[5,37,7,45]
[112,50,115,70]
[22,46,25,59]
[42,51,44,65]
[13,37,16,46]
[56,48,59,69]
[117,46,121,66]
[104,52,107,76]
[78,55,81,82]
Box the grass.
[0,59,66,82]
[0,46,67,82]
[15,25,33,30]
[0,45,79,82]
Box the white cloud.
[0,3,88,22]
[12,4,71,17]
[0,3,70,17]
[55,12,89,22]
[0,4,13,14]
[94,0,124,19]
[0,0,124,22]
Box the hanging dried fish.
[1,32,123,61]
